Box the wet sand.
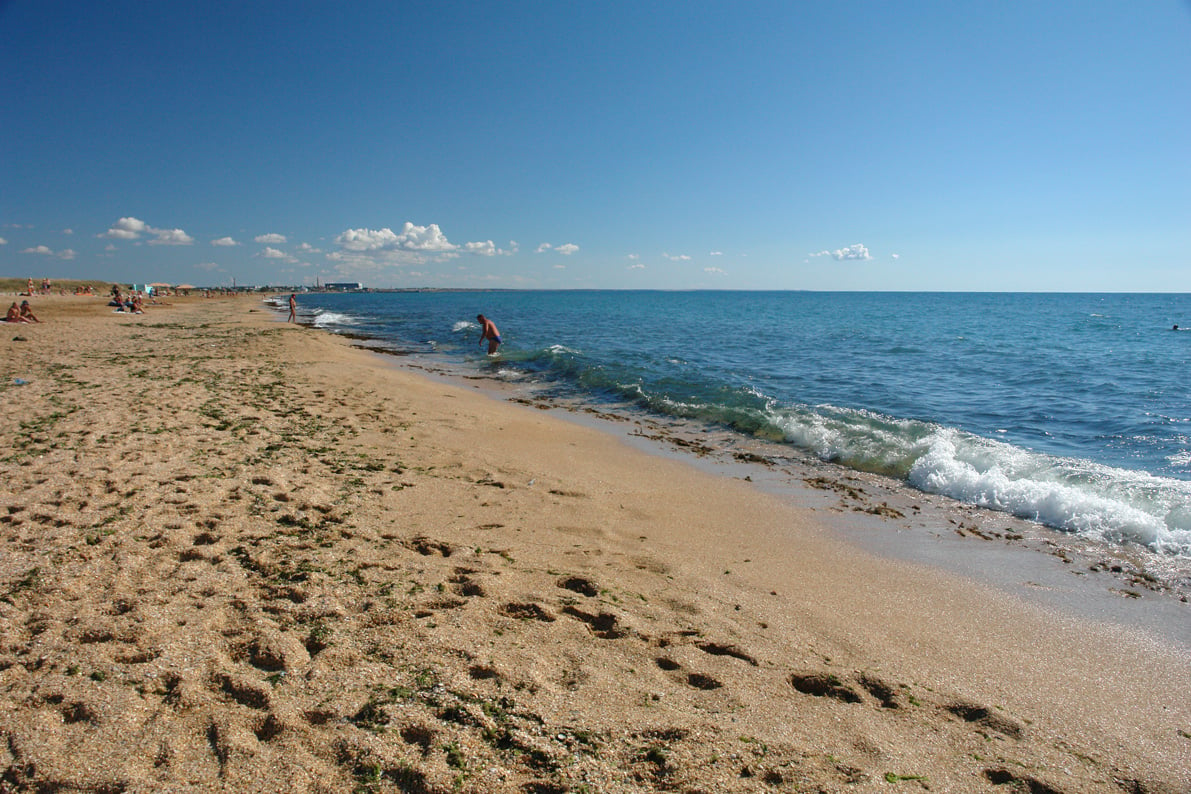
[1,294,1188,793]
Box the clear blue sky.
[2,1,1189,290]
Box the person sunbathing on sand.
[5,302,25,323]
[18,301,42,323]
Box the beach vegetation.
[2,566,42,603]
[884,771,927,783]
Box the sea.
[280,291,1191,570]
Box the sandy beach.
[1,294,1188,793]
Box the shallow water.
[286,290,1191,559]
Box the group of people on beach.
[107,286,145,314]
[5,301,41,323]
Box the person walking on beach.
[477,314,501,354]
[288,293,297,323]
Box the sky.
[2,1,1189,291]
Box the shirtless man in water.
[477,314,501,354]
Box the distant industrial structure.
[323,282,363,291]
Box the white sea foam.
[547,344,580,355]
[770,405,1191,556]
[453,320,475,333]
[909,429,1191,555]
[311,311,357,328]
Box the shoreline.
[310,303,1190,646]
[1,294,1188,792]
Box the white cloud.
[703,266,726,275]
[663,253,691,261]
[553,264,566,270]
[58,249,76,260]
[536,242,578,255]
[148,228,194,245]
[260,247,292,260]
[709,251,723,256]
[463,240,515,257]
[336,222,456,253]
[0,237,7,245]
[812,243,872,261]
[628,263,646,270]
[99,216,192,245]
[891,253,900,259]
[211,237,239,246]
[21,245,54,255]
[255,233,287,244]
[100,217,148,239]
[62,228,73,235]
[195,261,223,271]
[296,242,321,253]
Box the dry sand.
[0,294,1188,793]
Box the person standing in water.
[477,314,501,354]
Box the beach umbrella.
[149,282,171,287]
[176,284,196,290]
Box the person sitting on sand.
[477,313,501,354]
[18,301,41,323]
[5,302,26,323]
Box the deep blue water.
[282,290,1191,557]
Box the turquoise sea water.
[284,291,1191,558]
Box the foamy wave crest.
[453,320,475,333]
[910,430,1191,555]
[547,344,580,355]
[311,311,357,328]
[770,406,1191,555]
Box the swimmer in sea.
[477,314,501,355]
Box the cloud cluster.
[99,216,194,245]
[812,243,871,261]
[536,242,579,255]
[337,223,457,253]
[254,233,287,244]
[21,245,75,259]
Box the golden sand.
[0,295,1187,793]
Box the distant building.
[324,282,363,291]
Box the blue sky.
[2,1,1189,290]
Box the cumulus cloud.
[663,253,691,261]
[211,237,239,246]
[99,216,193,245]
[891,253,900,259]
[296,242,321,253]
[148,228,194,245]
[58,249,76,260]
[463,240,516,257]
[255,233,287,244]
[0,237,7,245]
[628,263,646,270]
[336,223,457,253]
[21,245,54,255]
[812,243,871,261]
[537,242,579,255]
[100,217,149,240]
[703,266,726,275]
